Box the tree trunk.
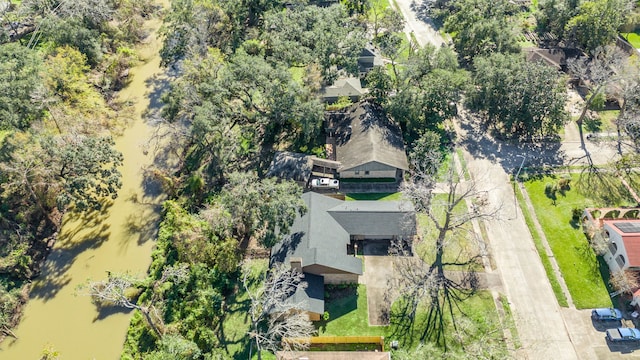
[576,86,602,149]
[140,307,163,338]
[617,98,625,155]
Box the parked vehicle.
[606,328,640,342]
[591,308,623,321]
[311,178,339,188]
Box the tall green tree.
[220,173,305,248]
[159,0,235,65]
[444,0,520,63]
[0,43,44,130]
[536,0,580,39]
[387,45,468,139]
[470,53,567,140]
[262,4,366,79]
[43,134,123,211]
[565,0,631,53]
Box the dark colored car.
[591,308,623,321]
[606,327,640,342]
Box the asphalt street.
[389,1,618,358]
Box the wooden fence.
[283,336,385,349]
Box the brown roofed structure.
[334,102,408,173]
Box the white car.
[311,178,339,188]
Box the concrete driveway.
[562,308,640,359]
[360,256,396,325]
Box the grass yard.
[516,185,568,307]
[317,285,507,352]
[622,32,640,48]
[415,194,483,272]
[455,148,470,181]
[225,259,268,359]
[345,192,403,201]
[584,110,618,134]
[437,151,459,182]
[523,175,612,309]
[317,285,386,337]
[289,67,305,85]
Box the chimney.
[290,257,303,272]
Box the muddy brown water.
[0,12,171,360]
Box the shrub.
[571,207,583,222]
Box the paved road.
[392,4,626,359]
[393,0,445,47]
[461,139,580,359]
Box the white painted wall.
[603,223,629,273]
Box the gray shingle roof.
[289,272,325,315]
[266,151,313,183]
[321,77,367,99]
[328,200,416,237]
[272,193,416,274]
[271,192,363,275]
[335,103,409,171]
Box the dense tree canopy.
[0,0,155,337]
[387,45,468,140]
[0,43,44,130]
[220,172,306,248]
[469,53,567,139]
[566,0,631,53]
[262,4,366,80]
[444,0,520,63]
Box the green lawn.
[584,110,618,134]
[516,185,568,307]
[317,285,387,338]
[523,175,611,309]
[345,192,403,201]
[621,32,640,48]
[225,259,269,359]
[317,285,506,351]
[289,67,305,85]
[455,148,470,181]
[415,195,483,272]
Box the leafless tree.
[567,45,626,155]
[389,161,500,349]
[610,270,640,296]
[83,264,189,338]
[243,262,316,360]
[608,55,640,154]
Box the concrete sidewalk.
[466,154,580,360]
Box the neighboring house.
[358,45,384,74]
[602,220,640,272]
[266,152,314,187]
[334,103,409,180]
[271,192,415,320]
[321,77,368,104]
[268,103,409,193]
[266,151,341,188]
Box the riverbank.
[0,7,169,359]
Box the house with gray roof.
[358,44,384,74]
[271,192,415,320]
[333,103,409,181]
[321,77,368,104]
